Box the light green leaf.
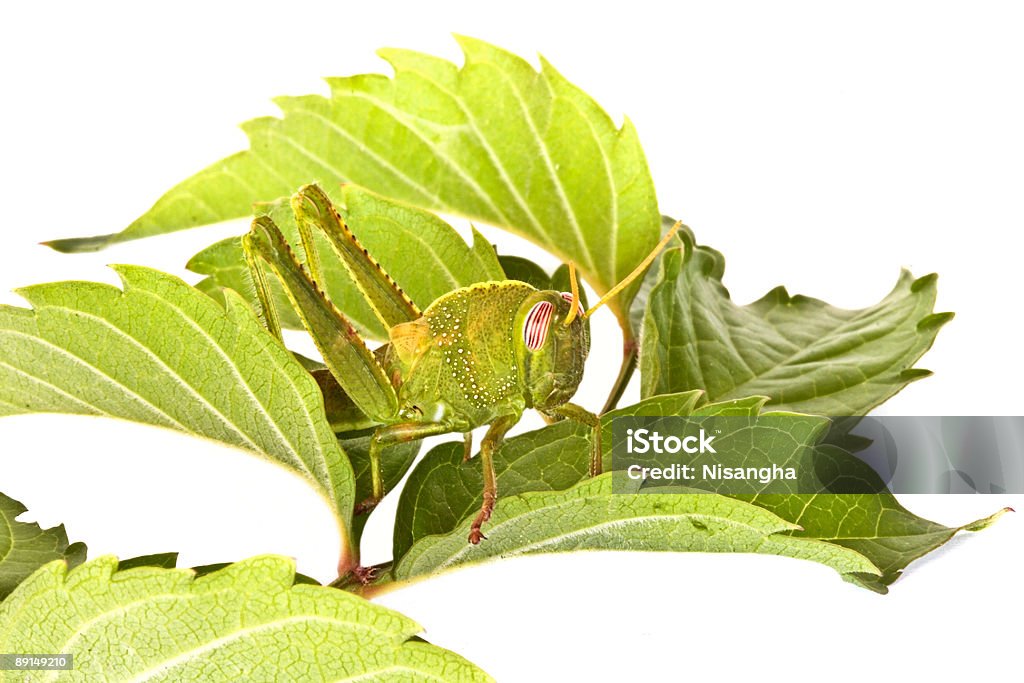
[0,493,85,600]
[0,266,358,569]
[188,185,505,341]
[640,227,952,415]
[389,474,880,585]
[0,556,492,681]
[112,554,322,584]
[49,37,660,325]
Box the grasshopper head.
[516,222,684,411]
[515,290,590,410]
[515,220,685,411]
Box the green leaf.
[0,556,492,681]
[628,215,681,336]
[390,474,880,585]
[742,488,1011,593]
[50,37,660,325]
[116,554,321,585]
[285,352,425,530]
[391,393,1005,592]
[630,397,1009,592]
[117,552,179,571]
[0,493,85,600]
[0,266,359,569]
[640,227,952,415]
[188,185,505,341]
[498,255,550,290]
[392,392,703,561]
[494,257,593,312]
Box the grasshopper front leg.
[469,414,520,544]
[549,403,603,477]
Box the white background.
[1,1,1022,681]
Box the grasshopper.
[243,184,681,544]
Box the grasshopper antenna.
[563,262,581,326]
[582,220,684,320]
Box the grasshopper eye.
[523,301,554,350]
[560,292,584,317]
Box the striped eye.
[523,301,554,350]
[560,292,584,316]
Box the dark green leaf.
[117,553,179,571]
[0,493,85,599]
[392,392,703,560]
[498,255,550,290]
[391,393,1005,592]
[390,474,880,585]
[640,226,952,416]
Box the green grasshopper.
[243,184,681,544]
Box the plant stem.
[601,332,638,413]
[329,561,393,592]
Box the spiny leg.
[469,414,519,544]
[357,421,455,515]
[244,216,399,424]
[462,431,474,463]
[550,402,603,477]
[243,239,283,341]
[292,184,420,328]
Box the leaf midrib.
[337,90,510,227]
[488,64,593,273]
[278,109,445,207]
[432,500,792,570]
[44,307,279,463]
[121,614,398,683]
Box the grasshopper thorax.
[514,290,590,410]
